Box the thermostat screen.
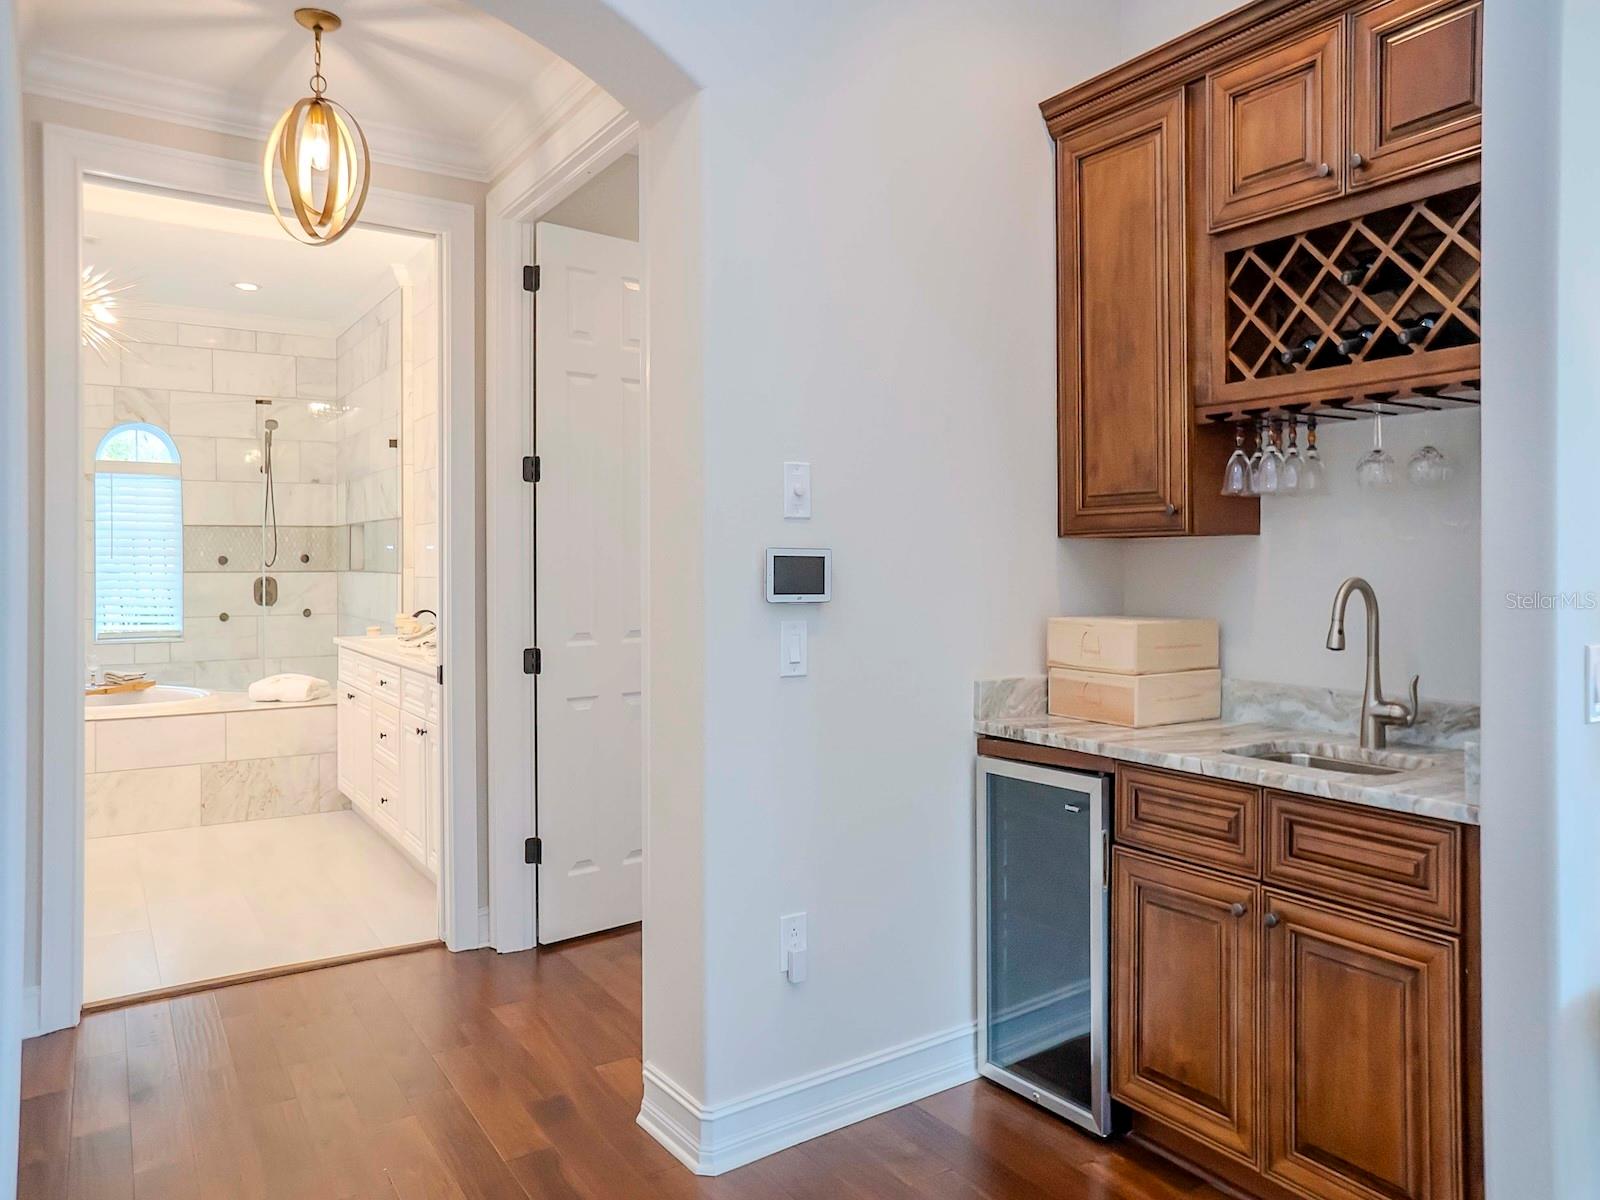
[773,554,826,596]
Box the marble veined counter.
[976,676,1477,826]
[334,634,439,673]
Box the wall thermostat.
[766,548,831,603]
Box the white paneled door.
[534,222,644,944]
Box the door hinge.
[523,264,540,293]
[523,647,541,675]
[525,836,542,865]
[522,454,540,483]
[437,664,443,686]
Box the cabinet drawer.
[401,669,430,718]
[1117,766,1260,876]
[1264,791,1461,930]
[372,700,400,771]
[372,766,402,829]
[369,662,401,702]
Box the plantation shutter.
[94,468,184,640]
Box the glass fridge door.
[976,755,1110,1135]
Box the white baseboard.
[637,1022,978,1176]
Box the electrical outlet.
[779,912,807,982]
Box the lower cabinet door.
[336,685,371,812]
[1262,892,1462,1200]
[423,720,441,875]
[1112,849,1261,1166]
[399,722,428,862]
[372,767,402,836]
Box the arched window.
[93,422,183,641]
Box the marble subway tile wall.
[334,289,403,636]
[82,310,343,690]
[401,244,440,618]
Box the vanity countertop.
[334,635,439,673]
[976,712,1475,825]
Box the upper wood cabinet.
[1349,0,1484,189]
[1263,892,1462,1200]
[1055,89,1258,537]
[1042,0,1481,537]
[1056,92,1189,536]
[1208,22,1344,229]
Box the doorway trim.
[484,89,636,952]
[36,124,482,1035]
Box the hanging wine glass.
[1248,419,1260,499]
[1299,416,1327,493]
[1221,424,1250,496]
[1257,418,1283,495]
[1279,420,1303,494]
[1406,443,1451,486]
[1355,410,1397,489]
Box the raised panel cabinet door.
[1350,0,1483,189]
[1112,850,1261,1167]
[1263,893,1462,1200]
[1057,90,1187,536]
[336,685,371,812]
[423,719,441,875]
[1207,22,1344,229]
[399,721,428,861]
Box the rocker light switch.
[783,462,811,519]
[780,620,807,677]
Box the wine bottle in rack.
[1279,336,1319,366]
[1336,325,1378,356]
[1397,314,1439,347]
[1339,256,1378,287]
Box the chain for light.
[310,27,327,96]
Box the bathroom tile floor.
[83,810,438,1004]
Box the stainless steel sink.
[1245,750,1401,776]
[1223,740,1437,777]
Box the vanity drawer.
[1264,791,1461,930]
[1116,766,1260,876]
[371,699,400,770]
[369,662,402,702]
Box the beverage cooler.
[975,754,1112,1136]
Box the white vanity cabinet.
[337,642,441,878]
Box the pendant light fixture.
[263,9,370,246]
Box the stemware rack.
[1197,175,1481,427]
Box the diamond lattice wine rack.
[1199,180,1481,424]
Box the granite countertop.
[976,677,1478,826]
[334,634,439,672]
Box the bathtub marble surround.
[974,675,1477,825]
[83,809,437,1003]
[84,695,340,837]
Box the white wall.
[1124,409,1482,701]
[605,0,1126,1122]
[1,6,30,1197]
[541,152,639,240]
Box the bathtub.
[84,684,211,715]
[83,686,341,836]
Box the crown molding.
[22,47,556,182]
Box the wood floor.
[16,929,1225,1199]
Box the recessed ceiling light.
[233,281,260,292]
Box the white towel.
[247,673,332,703]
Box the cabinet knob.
[1350,151,1366,169]
[345,691,355,700]
[378,731,387,740]
[1230,902,1247,918]
[1316,162,1332,178]
[1264,912,1281,928]
[1164,503,1178,516]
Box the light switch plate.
[783,461,811,519]
[1587,645,1600,723]
[780,620,807,677]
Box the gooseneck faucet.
[1325,576,1418,750]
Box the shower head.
[264,419,279,431]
